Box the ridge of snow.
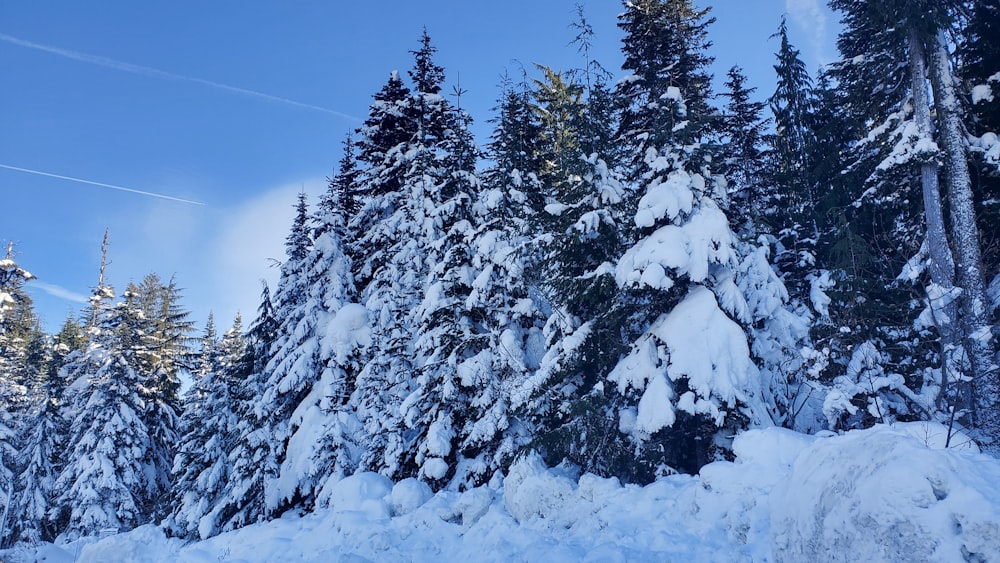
[9,424,1000,563]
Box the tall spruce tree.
[53,288,158,539]
[213,284,278,534]
[0,244,35,547]
[257,192,323,514]
[720,65,769,231]
[165,315,246,540]
[607,0,800,476]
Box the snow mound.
[391,478,433,516]
[503,452,577,524]
[7,425,1000,563]
[771,423,1000,562]
[319,472,393,519]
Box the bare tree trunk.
[927,29,999,451]
[907,30,965,414]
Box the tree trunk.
[907,30,965,415]
[927,29,999,451]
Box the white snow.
[972,83,994,104]
[8,424,1000,563]
[609,286,757,433]
[808,270,834,318]
[617,202,735,288]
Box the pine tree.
[607,0,784,477]
[720,65,769,230]
[192,312,219,384]
[0,244,36,547]
[257,192,322,514]
[926,17,998,444]
[960,0,1000,288]
[132,274,192,519]
[402,66,485,485]
[616,0,717,175]
[213,284,277,533]
[53,288,157,539]
[9,389,64,544]
[513,65,635,479]
[350,32,460,479]
[0,242,37,414]
[266,169,363,510]
[823,0,997,444]
[165,315,246,540]
[297,161,366,505]
[350,70,417,290]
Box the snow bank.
[6,424,999,562]
[771,423,1000,563]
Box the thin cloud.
[785,0,830,67]
[0,164,204,205]
[0,32,361,122]
[30,281,89,304]
[207,179,326,323]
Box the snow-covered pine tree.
[350,70,417,291]
[805,0,935,430]
[608,0,787,476]
[53,287,157,540]
[959,0,1000,304]
[0,244,35,547]
[268,155,365,511]
[130,274,192,520]
[300,148,367,506]
[509,64,637,479]
[761,18,833,327]
[9,384,64,545]
[430,76,550,486]
[767,17,816,214]
[0,242,37,416]
[822,0,997,441]
[213,284,278,534]
[923,8,999,445]
[345,64,423,478]
[255,192,327,515]
[350,32,462,480]
[191,312,219,384]
[165,314,246,540]
[401,47,488,485]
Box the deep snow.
[4,422,999,563]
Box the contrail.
[0,32,361,122]
[0,164,205,205]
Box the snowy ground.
[5,423,999,563]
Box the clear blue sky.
[1,0,837,333]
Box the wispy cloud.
[0,32,361,122]
[30,281,89,304]
[0,164,204,205]
[785,0,830,68]
[206,180,326,323]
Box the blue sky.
[1,0,837,333]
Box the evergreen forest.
[1,0,999,547]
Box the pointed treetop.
[324,132,360,222]
[285,191,311,263]
[203,311,218,343]
[409,28,445,95]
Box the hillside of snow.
[5,422,999,563]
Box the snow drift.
[4,423,998,562]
